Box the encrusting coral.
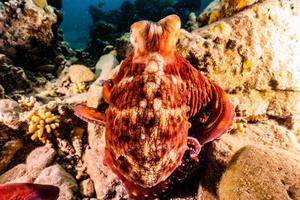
[27,108,60,144]
[71,82,88,94]
[33,0,48,8]
[18,96,37,111]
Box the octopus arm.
[177,54,234,145]
[0,183,59,200]
[74,105,106,126]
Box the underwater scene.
[0,0,300,199]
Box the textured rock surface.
[68,65,96,83]
[219,146,300,200]
[80,178,95,197]
[0,139,23,174]
[180,0,300,92]
[83,148,127,199]
[0,164,26,184]
[0,0,57,54]
[0,99,21,129]
[95,53,119,77]
[35,164,78,200]
[86,55,119,149]
[176,0,300,198]
[26,145,57,178]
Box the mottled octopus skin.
[0,183,59,200]
[74,14,234,199]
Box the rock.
[0,164,26,184]
[219,146,300,200]
[209,121,300,165]
[0,99,21,129]
[26,145,56,178]
[83,148,127,199]
[64,93,88,105]
[180,0,300,92]
[68,65,96,83]
[229,90,300,130]
[0,84,4,99]
[86,62,119,149]
[95,54,119,77]
[201,120,300,194]
[10,174,35,183]
[80,178,95,197]
[0,63,32,96]
[116,33,133,59]
[0,0,57,56]
[176,2,300,194]
[35,164,78,200]
[0,139,23,174]
[198,0,261,26]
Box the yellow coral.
[40,90,57,97]
[208,10,220,24]
[71,82,88,94]
[235,0,249,10]
[211,22,232,37]
[231,122,245,135]
[295,128,300,143]
[18,96,37,110]
[242,59,252,71]
[27,108,60,144]
[33,0,47,8]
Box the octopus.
[75,15,234,199]
[0,183,59,200]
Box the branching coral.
[27,108,60,144]
[18,96,37,110]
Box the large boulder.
[176,0,300,198]
[219,146,300,200]
[34,164,78,200]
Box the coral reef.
[27,108,60,144]
[0,0,299,199]
[88,0,202,57]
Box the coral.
[71,127,84,157]
[88,0,202,57]
[18,96,37,110]
[27,108,60,144]
[71,82,88,94]
[57,138,75,158]
[0,0,57,54]
[242,58,252,71]
[235,0,250,10]
[40,90,57,97]
[208,10,220,24]
[295,128,300,143]
[33,0,48,8]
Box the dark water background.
[61,0,213,49]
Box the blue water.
[61,0,213,49]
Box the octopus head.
[130,15,181,58]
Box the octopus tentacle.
[170,137,202,182]
[74,105,106,126]
[0,183,59,200]
[175,53,234,145]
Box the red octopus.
[75,15,234,199]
